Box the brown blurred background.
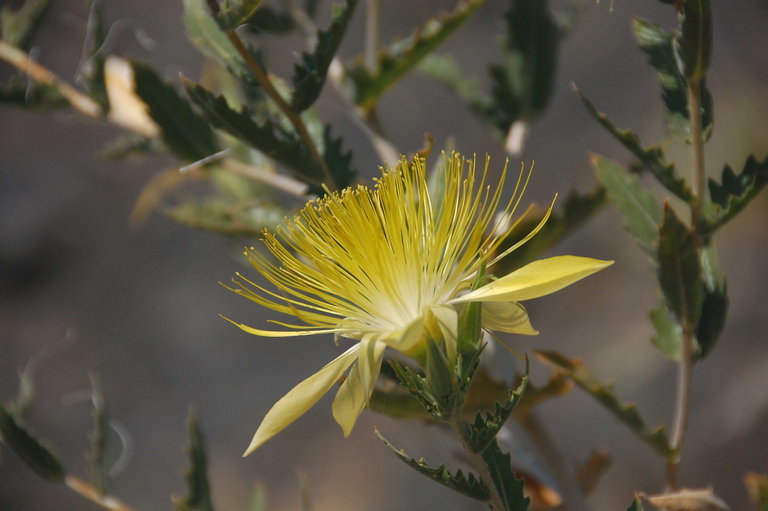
[1,0,767,509]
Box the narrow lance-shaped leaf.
[346,0,485,112]
[175,410,215,511]
[592,154,662,253]
[674,0,712,81]
[0,404,66,482]
[632,17,713,142]
[480,439,530,511]
[575,87,694,203]
[536,350,675,458]
[657,204,704,328]
[374,427,490,502]
[131,62,218,162]
[291,0,358,113]
[0,0,53,50]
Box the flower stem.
[449,417,506,511]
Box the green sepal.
[485,0,560,132]
[425,338,455,417]
[290,0,358,113]
[650,299,683,362]
[465,359,528,454]
[457,262,485,357]
[627,496,645,511]
[346,0,485,112]
[657,204,704,328]
[706,155,768,232]
[674,0,712,81]
[0,403,66,482]
[183,0,248,77]
[592,154,662,253]
[374,427,490,502]
[536,350,675,459]
[175,409,215,511]
[387,359,439,417]
[0,77,68,111]
[87,375,110,493]
[632,17,713,142]
[480,439,529,511]
[131,62,218,162]
[576,87,694,203]
[0,0,53,50]
[78,0,109,111]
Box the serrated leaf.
[374,427,490,501]
[131,62,218,162]
[658,204,704,327]
[576,88,694,203]
[346,0,485,112]
[466,362,528,453]
[216,0,265,30]
[536,351,675,458]
[176,410,215,511]
[0,77,68,111]
[0,404,65,482]
[387,359,439,416]
[674,0,712,82]
[650,300,683,361]
[425,338,454,416]
[0,0,53,50]
[321,124,356,190]
[182,78,324,184]
[592,154,662,252]
[78,0,109,110]
[628,497,646,511]
[706,155,768,231]
[480,439,529,511]
[87,375,109,493]
[632,17,713,142]
[183,0,248,76]
[486,0,560,132]
[291,0,358,113]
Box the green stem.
[365,0,380,72]
[449,417,505,511]
[688,79,706,230]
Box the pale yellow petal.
[221,315,341,338]
[481,301,538,335]
[453,256,614,303]
[332,337,386,436]
[430,305,458,363]
[244,344,359,455]
[378,316,426,353]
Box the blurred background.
[1,0,767,509]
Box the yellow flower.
[225,153,612,455]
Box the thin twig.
[65,475,138,511]
[0,40,102,118]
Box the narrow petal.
[378,316,426,353]
[221,315,341,338]
[481,302,538,335]
[244,344,360,455]
[332,337,386,436]
[453,256,614,303]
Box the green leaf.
[480,439,529,511]
[417,53,490,115]
[576,88,694,203]
[321,124,356,190]
[592,154,662,252]
[650,300,683,361]
[291,0,358,113]
[706,155,768,232]
[466,362,528,453]
[0,404,65,482]
[168,197,287,236]
[242,6,294,34]
[176,410,215,511]
[536,350,675,458]
[131,62,218,162]
[216,0,265,30]
[632,17,713,142]
[627,496,645,511]
[657,204,704,328]
[78,0,109,110]
[87,375,110,493]
[387,359,439,416]
[374,427,490,501]
[425,338,455,417]
[182,78,324,183]
[183,0,248,76]
[674,0,712,81]
[0,77,68,111]
[486,0,560,132]
[695,280,727,361]
[346,0,485,112]
[0,0,53,50]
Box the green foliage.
[0,77,68,111]
[650,300,683,361]
[674,0,712,81]
[632,17,713,142]
[291,0,358,113]
[176,410,215,511]
[346,0,485,112]
[486,0,560,132]
[321,124,356,190]
[169,197,287,236]
[0,404,66,482]
[425,338,455,413]
[627,496,645,511]
[592,154,662,253]
[465,363,528,453]
[576,88,694,203]
[657,204,704,328]
[183,0,248,77]
[131,61,219,162]
[78,0,109,110]
[0,0,53,50]
[536,350,675,458]
[479,439,529,511]
[215,0,265,30]
[87,376,110,493]
[242,6,294,34]
[374,428,490,501]
[706,155,768,231]
[695,278,727,360]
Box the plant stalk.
[687,79,706,230]
[449,417,506,511]
[365,0,380,72]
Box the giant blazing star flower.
[225,153,612,454]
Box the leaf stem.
[65,475,138,511]
[449,416,506,511]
